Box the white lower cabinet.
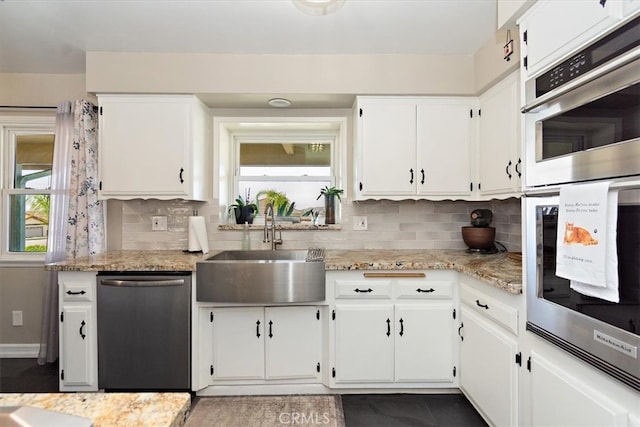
[460,306,518,427]
[459,277,521,427]
[58,271,98,392]
[329,270,458,387]
[207,306,321,383]
[526,350,630,427]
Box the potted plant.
[257,189,296,218]
[228,190,258,224]
[317,185,343,224]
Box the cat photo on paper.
[563,222,599,246]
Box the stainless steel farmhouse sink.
[196,249,326,303]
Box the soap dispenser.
[242,222,251,250]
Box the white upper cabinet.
[518,0,630,79]
[477,71,522,198]
[97,94,209,201]
[354,97,477,201]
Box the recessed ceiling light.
[293,0,346,16]
[268,98,292,108]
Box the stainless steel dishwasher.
[97,272,191,390]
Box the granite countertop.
[0,392,190,427]
[46,249,522,294]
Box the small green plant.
[317,186,344,201]
[303,208,320,224]
[257,189,296,217]
[227,190,258,216]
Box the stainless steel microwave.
[522,16,640,188]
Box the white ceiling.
[0,0,498,74]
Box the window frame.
[0,114,56,264]
[214,115,348,225]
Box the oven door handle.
[99,279,185,287]
[521,46,640,113]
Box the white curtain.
[38,100,105,365]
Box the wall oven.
[524,181,640,391]
[522,16,640,188]
[523,14,640,391]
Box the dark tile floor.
[341,394,487,427]
[0,358,59,393]
[0,359,487,427]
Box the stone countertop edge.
[46,249,522,294]
[0,392,191,427]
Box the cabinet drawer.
[335,279,392,299]
[60,272,96,302]
[395,280,453,299]
[461,286,518,335]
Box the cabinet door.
[60,305,94,388]
[334,304,394,383]
[416,100,474,197]
[357,100,417,197]
[211,307,264,381]
[460,306,518,427]
[528,350,629,427]
[395,303,455,383]
[478,72,521,196]
[99,96,191,199]
[522,0,620,77]
[265,306,321,380]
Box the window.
[218,117,346,224]
[1,116,56,261]
[236,137,334,213]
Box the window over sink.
[215,117,347,225]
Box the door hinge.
[523,30,527,44]
[359,182,363,192]
[453,366,457,377]
[470,182,473,192]
[332,367,336,378]
[210,312,214,323]
[99,106,103,115]
[61,369,64,381]
[523,56,528,70]
[515,352,522,366]
[99,181,102,191]
[478,182,481,190]
[332,310,335,320]
[210,365,214,375]
[452,308,456,320]
[60,312,64,322]
[317,362,321,373]
[316,309,320,320]
[527,356,532,372]
[478,109,481,117]
[359,108,363,117]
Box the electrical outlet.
[353,216,368,231]
[151,216,168,231]
[12,311,23,327]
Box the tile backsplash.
[115,198,522,252]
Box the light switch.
[353,216,368,231]
[152,216,168,231]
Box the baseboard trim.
[0,344,40,358]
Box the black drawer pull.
[386,318,391,337]
[476,300,489,309]
[416,288,435,293]
[66,290,86,295]
[256,320,261,338]
[354,288,373,293]
[399,318,404,337]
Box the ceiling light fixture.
[268,98,292,108]
[293,0,346,16]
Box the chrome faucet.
[263,203,283,250]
